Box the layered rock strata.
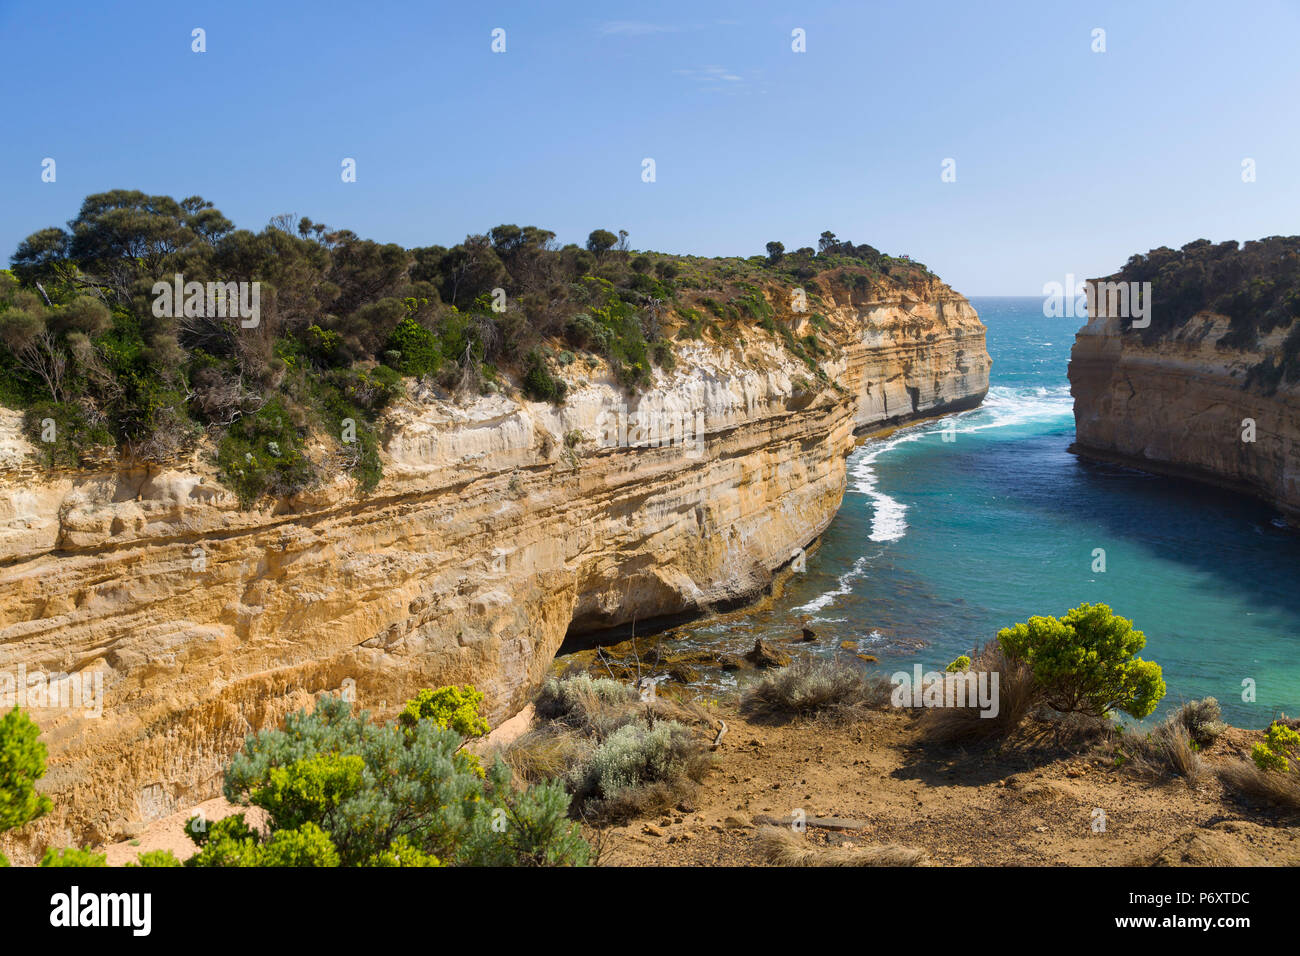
[0,281,988,856]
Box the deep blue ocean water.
[687,296,1300,728]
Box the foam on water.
[793,553,874,614]
[848,385,1073,544]
[741,298,1300,727]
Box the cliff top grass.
[0,190,951,506]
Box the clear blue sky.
[2,0,1297,294]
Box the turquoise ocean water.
[687,296,1300,728]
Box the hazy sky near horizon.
[2,0,1298,295]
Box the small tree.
[0,707,53,866]
[997,603,1165,719]
[765,241,785,264]
[586,229,617,260]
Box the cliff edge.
[0,262,987,857]
[1069,237,1300,521]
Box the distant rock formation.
[1069,237,1300,522]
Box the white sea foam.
[848,385,1074,544]
[794,553,874,613]
[961,385,1073,433]
[849,427,931,541]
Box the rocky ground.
[585,708,1300,866]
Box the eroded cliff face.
[0,282,987,858]
[1069,291,1300,521]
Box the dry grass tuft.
[1169,697,1228,748]
[917,642,1040,746]
[1218,759,1300,813]
[755,826,927,867]
[1123,720,1205,787]
[534,674,640,740]
[514,675,719,823]
[740,658,892,724]
[496,726,592,786]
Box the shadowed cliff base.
[1068,441,1300,528]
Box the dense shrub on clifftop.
[4,191,941,506]
[1106,236,1300,391]
[190,691,588,866]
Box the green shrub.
[186,813,263,866]
[1252,721,1300,772]
[564,714,711,821]
[386,317,441,378]
[564,313,610,352]
[255,753,366,833]
[997,603,1165,719]
[215,396,315,507]
[363,835,442,867]
[127,849,183,867]
[259,822,341,867]
[39,846,107,867]
[23,402,114,468]
[465,767,589,866]
[522,350,567,403]
[399,685,490,741]
[0,707,53,867]
[945,655,971,673]
[206,694,587,867]
[304,324,347,367]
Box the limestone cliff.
[0,279,987,858]
[1069,251,1300,521]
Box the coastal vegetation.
[184,692,588,867]
[1,687,590,868]
[2,190,937,507]
[738,658,893,723]
[4,598,1297,866]
[0,707,51,867]
[1218,716,1300,812]
[919,603,1165,747]
[1105,235,1300,392]
[502,674,716,823]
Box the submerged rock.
[746,639,791,668]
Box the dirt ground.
[585,708,1300,867]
